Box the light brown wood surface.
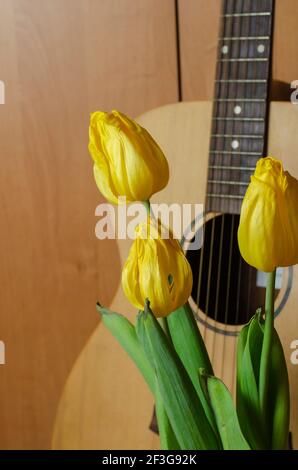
[53,101,298,450]
[0,0,177,449]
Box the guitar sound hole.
[186,214,280,326]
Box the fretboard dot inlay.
[231,140,240,150]
[221,45,229,54]
[234,105,242,115]
[257,44,265,54]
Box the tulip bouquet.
[88,110,297,450]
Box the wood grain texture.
[178,0,221,101]
[272,0,298,89]
[179,0,298,101]
[0,0,178,449]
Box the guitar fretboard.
[206,0,274,214]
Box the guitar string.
[248,0,273,322]
[198,0,228,345]
[226,0,259,387]
[231,0,255,395]
[195,220,205,337]
[232,0,273,395]
[227,0,242,382]
[203,0,230,345]
[220,0,241,385]
[210,0,234,370]
[211,214,225,364]
[221,214,235,381]
[246,0,256,326]
[232,252,243,396]
[245,0,268,324]
[207,0,230,355]
[204,216,215,343]
[210,0,230,366]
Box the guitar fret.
[210,150,261,156]
[213,117,264,122]
[219,35,270,60]
[212,134,263,139]
[207,193,243,200]
[220,36,270,41]
[208,166,255,171]
[212,121,266,137]
[220,58,268,62]
[224,0,274,14]
[208,180,249,186]
[210,155,261,168]
[215,79,267,83]
[222,12,271,17]
[214,98,266,102]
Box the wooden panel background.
[0,0,297,449]
[0,0,178,449]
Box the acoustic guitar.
[53,0,298,449]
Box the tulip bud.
[238,157,298,272]
[88,110,169,204]
[122,219,193,317]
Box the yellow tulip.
[238,157,298,272]
[122,219,193,317]
[89,110,169,204]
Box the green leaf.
[237,313,269,449]
[205,374,250,450]
[167,303,213,374]
[96,303,154,393]
[154,378,180,450]
[136,302,220,450]
[134,307,180,450]
[167,303,218,434]
[269,329,290,450]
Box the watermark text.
[0,80,5,104]
[95,198,204,250]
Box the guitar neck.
[206,0,275,215]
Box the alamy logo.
[290,339,298,365]
[0,80,5,104]
[290,80,298,104]
[95,197,204,250]
[0,341,5,365]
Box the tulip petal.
[282,173,298,267]
[88,110,169,203]
[93,161,119,205]
[238,157,298,271]
[122,219,193,317]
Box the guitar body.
[52,101,298,450]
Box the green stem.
[259,269,276,419]
[143,200,151,215]
[158,317,170,339]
